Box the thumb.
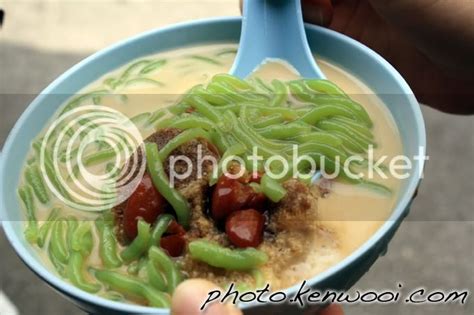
[171,279,243,315]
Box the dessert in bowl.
[0,18,425,314]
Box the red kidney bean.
[160,234,186,257]
[211,175,255,220]
[225,209,265,248]
[124,173,166,240]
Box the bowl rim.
[0,16,426,313]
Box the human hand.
[302,0,474,114]
[171,279,343,315]
[241,0,474,114]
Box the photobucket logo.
[168,145,428,186]
[40,105,146,211]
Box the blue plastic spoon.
[230,0,325,79]
[231,0,324,183]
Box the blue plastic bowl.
[0,17,425,315]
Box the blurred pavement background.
[1,1,473,314]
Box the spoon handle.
[230,0,324,79]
